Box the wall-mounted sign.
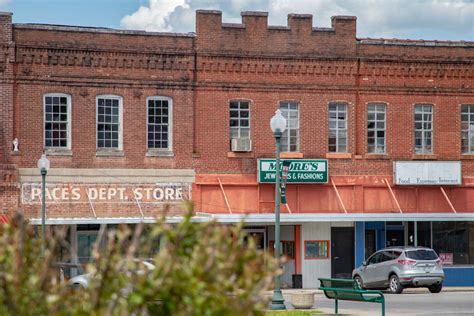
[439,253,453,265]
[393,161,461,185]
[258,159,328,184]
[21,183,191,204]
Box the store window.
[279,101,299,152]
[414,104,433,154]
[461,105,474,153]
[304,240,329,259]
[97,95,122,150]
[367,103,386,153]
[229,100,251,151]
[44,93,71,149]
[269,240,295,259]
[433,222,474,265]
[328,102,348,152]
[147,96,172,151]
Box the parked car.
[352,246,444,294]
[68,259,155,289]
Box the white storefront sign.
[394,161,461,185]
[21,183,191,204]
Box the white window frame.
[146,96,173,152]
[328,102,348,153]
[461,104,474,154]
[43,93,72,150]
[367,103,386,154]
[96,95,123,151]
[414,104,433,154]
[229,100,251,148]
[279,101,300,152]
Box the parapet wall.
[196,10,356,57]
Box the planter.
[291,291,315,309]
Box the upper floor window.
[461,105,474,154]
[279,101,299,152]
[414,104,433,154]
[44,93,71,149]
[367,103,386,153]
[147,96,172,151]
[328,102,348,152]
[229,100,251,151]
[97,95,122,150]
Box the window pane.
[329,102,348,153]
[148,98,171,149]
[45,95,69,148]
[279,102,299,152]
[305,241,329,258]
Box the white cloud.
[121,0,474,40]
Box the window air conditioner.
[231,138,252,152]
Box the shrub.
[0,211,278,316]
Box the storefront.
[20,167,195,277]
[194,160,474,288]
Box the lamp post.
[270,109,287,310]
[37,153,50,255]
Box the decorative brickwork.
[0,10,473,219]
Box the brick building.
[0,10,473,287]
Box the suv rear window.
[405,249,438,260]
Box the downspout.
[192,35,198,157]
[355,57,361,155]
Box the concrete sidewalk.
[276,286,474,294]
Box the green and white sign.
[258,159,328,184]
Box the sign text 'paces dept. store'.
[21,183,191,204]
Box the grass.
[265,311,323,315]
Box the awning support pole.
[285,203,292,214]
[440,187,457,213]
[331,178,347,214]
[134,197,145,219]
[85,189,97,218]
[217,177,232,214]
[384,178,403,213]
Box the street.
[283,290,474,315]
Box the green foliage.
[0,211,279,316]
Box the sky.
[0,0,473,41]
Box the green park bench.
[319,278,385,316]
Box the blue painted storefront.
[354,221,474,287]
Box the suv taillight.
[398,259,416,265]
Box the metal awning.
[28,212,474,225]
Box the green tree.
[0,210,278,316]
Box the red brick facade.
[1,10,474,218]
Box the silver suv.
[352,247,444,294]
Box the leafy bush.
[0,211,278,316]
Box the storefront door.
[365,229,376,259]
[331,227,355,279]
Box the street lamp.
[270,109,287,310]
[37,152,50,255]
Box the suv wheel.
[388,275,403,294]
[354,276,364,289]
[428,283,442,293]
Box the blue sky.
[1,0,473,40]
